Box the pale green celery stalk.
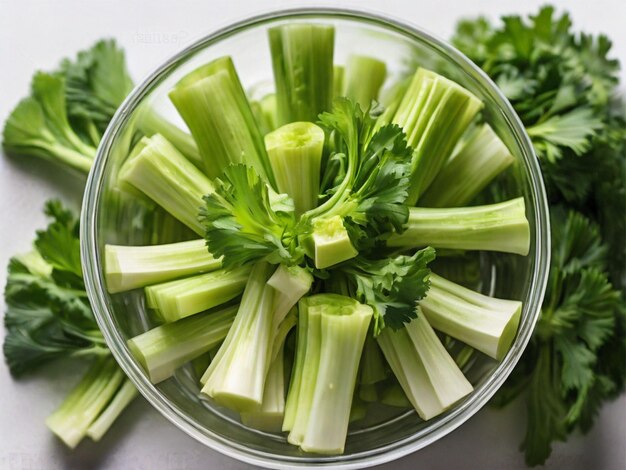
[105,239,221,293]
[333,65,345,98]
[285,294,373,455]
[240,344,287,431]
[269,23,335,125]
[419,124,515,207]
[86,379,138,441]
[387,197,530,255]
[240,309,297,430]
[421,273,522,360]
[145,267,250,322]
[135,106,202,166]
[377,312,473,420]
[309,215,358,269]
[128,305,237,383]
[267,264,313,331]
[392,68,483,204]
[46,358,124,448]
[343,55,387,110]
[118,134,214,234]
[169,56,274,185]
[359,335,387,385]
[262,94,278,131]
[201,262,276,411]
[265,122,325,215]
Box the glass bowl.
[81,8,550,469]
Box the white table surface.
[1,0,625,468]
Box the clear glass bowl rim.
[81,7,551,469]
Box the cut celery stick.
[419,124,515,207]
[265,121,325,215]
[169,57,274,185]
[343,55,387,110]
[105,239,221,293]
[128,305,237,383]
[46,358,124,448]
[378,313,473,420]
[201,262,276,412]
[135,106,202,166]
[269,23,335,125]
[388,197,530,255]
[86,379,138,441]
[392,68,483,203]
[145,267,250,322]
[421,273,522,360]
[118,134,214,234]
[285,294,373,455]
[311,215,358,269]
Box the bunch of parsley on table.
[452,6,626,466]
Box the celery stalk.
[118,134,214,234]
[377,313,473,420]
[285,294,373,454]
[86,379,138,441]
[393,68,483,203]
[169,57,274,185]
[201,262,276,411]
[145,267,250,322]
[419,124,515,207]
[105,239,221,293]
[128,305,237,383]
[269,24,335,125]
[310,215,358,269]
[388,197,531,255]
[265,122,325,215]
[46,358,124,448]
[421,274,522,360]
[343,55,387,110]
[135,106,202,166]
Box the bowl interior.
[82,9,549,469]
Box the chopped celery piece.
[311,215,358,269]
[377,313,473,420]
[270,309,297,362]
[419,124,515,207]
[265,122,325,215]
[169,57,274,185]
[253,94,278,135]
[388,197,531,255]
[269,24,335,125]
[46,358,124,448]
[267,264,313,329]
[421,273,522,360]
[349,396,368,423]
[86,379,138,441]
[343,55,387,110]
[145,267,250,322]
[240,344,287,432]
[105,239,221,293]
[201,262,276,411]
[333,65,345,98]
[136,108,202,166]
[392,68,483,203]
[118,134,214,234]
[128,305,237,383]
[285,294,373,455]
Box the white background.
[1,0,625,468]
